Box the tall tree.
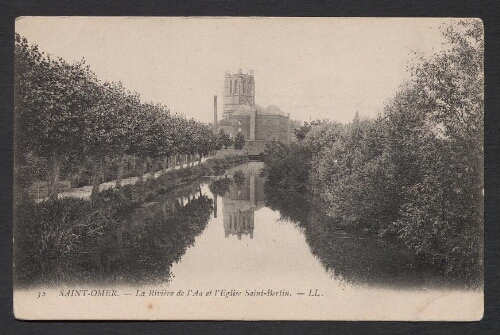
[217,129,232,149]
[15,34,99,200]
[234,133,245,150]
[386,20,483,277]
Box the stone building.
[218,69,291,156]
[223,69,256,119]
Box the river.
[118,161,482,320]
[167,161,343,291]
[14,161,482,320]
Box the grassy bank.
[14,154,247,287]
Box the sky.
[15,17,452,124]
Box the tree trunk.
[115,153,125,189]
[213,194,218,218]
[47,152,61,201]
[100,156,106,183]
[137,159,146,184]
[132,155,137,176]
[161,203,168,220]
[91,155,102,198]
[163,156,169,174]
[199,153,203,165]
[149,157,157,180]
[179,154,184,169]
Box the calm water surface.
[162,160,462,293]
[15,162,482,320]
[167,162,342,291]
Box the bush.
[14,197,118,285]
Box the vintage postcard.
[13,17,483,320]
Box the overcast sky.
[16,17,451,123]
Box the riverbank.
[14,154,248,287]
[261,138,482,288]
[30,151,247,202]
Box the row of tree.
[263,20,483,281]
[15,33,240,200]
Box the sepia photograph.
[12,17,483,320]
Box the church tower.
[223,69,255,120]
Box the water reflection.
[170,162,448,290]
[22,161,469,290]
[168,162,339,291]
[264,175,470,289]
[222,165,264,240]
[58,182,213,286]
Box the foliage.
[233,133,245,150]
[209,177,233,196]
[261,20,483,284]
[14,156,235,286]
[13,30,250,286]
[313,116,398,230]
[15,33,227,200]
[233,170,246,185]
[262,141,311,190]
[14,197,119,285]
[384,20,484,279]
[293,121,312,141]
[217,129,233,149]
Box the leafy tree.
[209,177,232,196]
[233,133,245,150]
[184,118,199,167]
[217,129,232,149]
[114,89,141,188]
[314,117,397,230]
[142,102,173,180]
[192,122,216,164]
[385,20,483,279]
[302,120,344,156]
[83,81,134,196]
[233,170,245,185]
[293,122,312,141]
[260,20,483,283]
[15,33,99,200]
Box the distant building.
[223,69,256,119]
[217,69,291,155]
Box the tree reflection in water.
[64,184,213,286]
[209,177,232,197]
[264,181,467,289]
